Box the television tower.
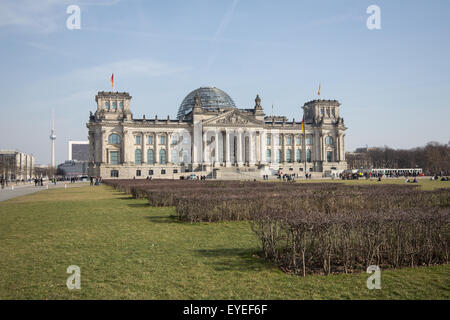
[50,110,56,167]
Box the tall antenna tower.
[50,110,56,167]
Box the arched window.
[296,149,301,162]
[266,149,271,163]
[159,149,167,164]
[286,149,292,162]
[135,149,142,165]
[105,102,110,110]
[108,133,121,144]
[147,149,154,164]
[306,149,311,162]
[112,102,117,110]
[119,102,124,110]
[325,136,333,145]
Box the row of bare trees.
[346,141,450,174]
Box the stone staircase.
[215,166,270,180]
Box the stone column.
[155,132,159,164]
[342,134,346,161]
[203,131,208,164]
[260,130,266,164]
[271,133,276,164]
[121,130,127,164]
[237,130,243,166]
[142,132,146,164]
[167,132,172,164]
[225,130,231,167]
[333,135,340,162]
[293,134,297,163]
[214,130,219,166]
[101,130,106,164]
[249,131,255,166]
[256,131,260,163]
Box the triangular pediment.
[203,110,263,127]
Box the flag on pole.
[110,73,114,89]
[318,83,321,96]
[301,115,305,136]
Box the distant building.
[57,160,88,177]
[69,141,89,161]
[0,150,35,181]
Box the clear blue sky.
[0,0,449,165]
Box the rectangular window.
[149,170,154,176]
[160,135,166,145]
[296,136,301,145]
[172,136,177,144]
[136,170,141,177]
[161,169,166,175]
[266,149,271,163]
[327,151,332,162]
[136,136,141,144]
[173,169,178,174]
[306,137,312,145]
[277,136,282,145]
[286,149,292,162]
[110,151,119,164]
[266,136,271,146]
[110,170,119,177]
[148,136,153,144]
[286,136,292,145]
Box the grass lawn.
[0,179,449,299]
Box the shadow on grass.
[118,196,134,200]
[145,215,179,224]
[127,203,150,208]
[194,248,272,272]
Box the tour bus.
[370,168,423,176]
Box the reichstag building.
[87,87,347,179]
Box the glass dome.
[177,87,236,119]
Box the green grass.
[0,181,449,300]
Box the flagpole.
[303,122,307,179]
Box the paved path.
[0,182,89,202]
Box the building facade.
[87,87,347,179]
[69,141,89,161]
[0,150,35,181]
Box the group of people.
[34,177,44,186]
[89,176,103,186]
[405,177,419,183]
[431,175,449,181]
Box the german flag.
[301,115,305,136]
[110,73,114,89]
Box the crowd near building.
[87,87,348,179]
[0,150,35,181]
